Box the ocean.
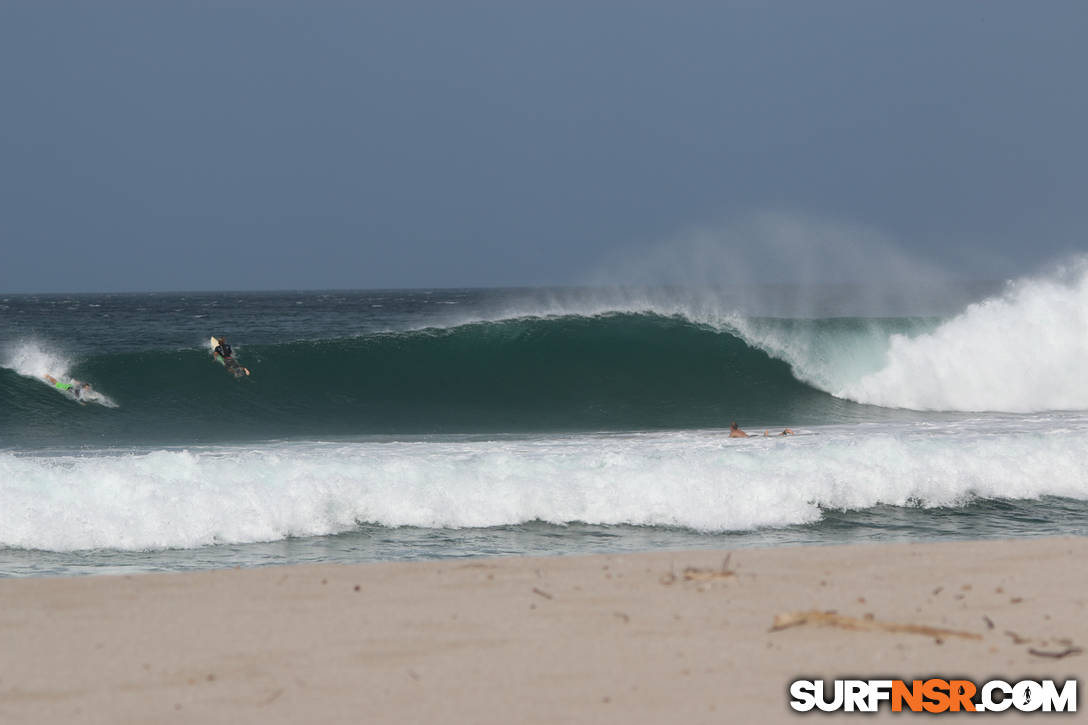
[3,270,1087,577]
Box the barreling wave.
[5,261,1088,448]
[713,259,1088,413]
[2,313,870,448]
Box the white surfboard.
[209,336,250,377]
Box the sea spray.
[2,340,118,408]
[3,340,72,381]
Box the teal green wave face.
[4,313,915,448]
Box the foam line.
[3,421,1085,551]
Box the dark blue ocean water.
[2,282,1087,576]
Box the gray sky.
[2,1,1086,293]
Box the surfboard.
[210,336,250,378]
[42,374,117,407]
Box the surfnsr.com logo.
[790,679,1077,713]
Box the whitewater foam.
[3,418,1086,552]
[3,340,72,380]
[513,259,1088,414]
[2,340,118,408]
[837,262,1088,412]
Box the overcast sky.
[2,1,1085,293]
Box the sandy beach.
[1,536,1084,724]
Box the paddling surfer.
[730,421,794,438]
[213,337,234,362]
[43,374,72,393]
[213,336,250,376]
[43,374,94,401]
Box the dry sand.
[1,537,1085,724]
